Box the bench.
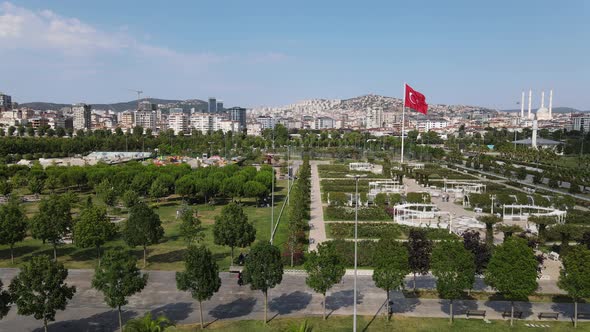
[538,312,559,320]
[577,312,590,319]
[502,310,523,319]
[466,310,486,318]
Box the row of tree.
[285,156,311,266]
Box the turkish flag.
[404,84,428,114]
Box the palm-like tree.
[123,313,173,332]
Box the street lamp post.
[346,173,367,332]
[491,194,497,215]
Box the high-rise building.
[134,110,156,131]
[314,116,335,130]
[216,100,224,113]
[227,107,247,131]
[118,111,135,128]
[138,100,156,111]
[256,116,275,129]
[0,93,12,111]
[168,109,188,135]
[573,114,590,133]
[366,107,384,129]
[208,97,217,113]
[72,103,91,130]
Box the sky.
[0,0,588,110]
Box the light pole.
[491,194,497,215]
[346,173,367,332]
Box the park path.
[0,268,579,331]
[308,160,329,251]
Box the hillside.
[501,107,583,114]
[20,98,208,112]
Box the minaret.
[549,90,553,118]
[541,91,545,108]
[520,90,524,121]
[528,89,532,119]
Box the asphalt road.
[0,269,580,332]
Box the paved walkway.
[0,269,579,331]
[308,160,329,251]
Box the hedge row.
[327,223,458,241]
[324,206,391,221]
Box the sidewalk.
[308,160,329,251]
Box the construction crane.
[128,89,143,110]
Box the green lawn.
[167,315,590,332]
[0,180,292,271]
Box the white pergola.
[443,179,486,194]
[502,204,567,233]
[367,180,405,203]
[392,203,452,231]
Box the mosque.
[513,89,560,149]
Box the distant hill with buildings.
[20,98,208,112]
[501,107,583,114]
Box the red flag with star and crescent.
[404,84,428,114]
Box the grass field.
[167,315,590,332]
[0,180,292,271]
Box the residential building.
[0,93,11,111]
[168,109,188,135]
[416,118,448,132]
[573,114,590,133]
[134,110,156,131]
[247,122,263,136]
[138,100,156,111]
[366,107,384,129]
[314,116,335,130]
[218,119,240,133]
[72,103,91,130]
[256,116,275,129]
[118,111,134,128]
[227,107,247,130]
[29,117,50,128]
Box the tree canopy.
[213,202,256,262]
[372,237,410,320]
[243,242,283,324]
[558,246,590,327]
[73,205,117,265]
[8,255,76,332]
[304,242,346,320]
[0,198,28,264]
[29,194,72,261]
[122,202,164,267]
[176,245,221,329]
[92,249,148,332]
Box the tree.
[27,176,44,196]
[179,205,204,245]
[477,214,501,246]
[30,194,72,261]
[8,255,76,332]
[558,246,590,328]
[0,280,10,319]
[243,242,284,324]
[95,179,118,211]
[485,237,538,326]
[213,202,256,262]
[123,312,173,332]
[496,224,523,241]
[122,202,164,268]
[92,249,148,332]
[528,216,555,244]
[243,180,268,205]
[121,189,140,208]
[176,246,221,329]
[372,238,410,320]
[462,231,491,275]
[0,198,28,264]
[304,242,346,320]
[74,205,117,266]
[431,240,475,323]
[406,229,433,290]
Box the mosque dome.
[536,107,551,120]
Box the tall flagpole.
[400,82,406,164]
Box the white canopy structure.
[367,180,405,203]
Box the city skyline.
[0,1,588,110]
